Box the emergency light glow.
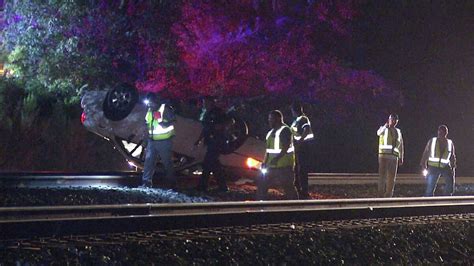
[246,157,261,169]
[143,99,150,105]
[80,112,86,124]
[422,169,428,177]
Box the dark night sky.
[352,1,474,174]
[358,1,474,94]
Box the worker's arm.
[451,143,457,169]
[194,109,206,146]
[419,139,432,168]
[377,124,387,136]
[194,129,205,146]
[399,131,404,165]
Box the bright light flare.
[261,168,268,174]
[422,169,428,177]
[143,99,150,105]
[246,157,261,169]
[127,161,137,168]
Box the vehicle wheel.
[219,114,248,155]
[103,83,138,121]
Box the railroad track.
[1,197,473,240]
[308,173,474,185]
[1,172,474,188]
[0,172,141,188]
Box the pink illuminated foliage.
[169,0,395,111]
[5,0,396,110]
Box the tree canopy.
[3,0,397,112]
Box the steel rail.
[1,196,474,240]
[308,173,474,185]
[1,172,474,187]
[0,172,141,187]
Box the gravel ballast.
[1,184,473,264]
[1,183,474,207]
[1,216,472,264]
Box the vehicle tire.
[219,114,249,155]
[103,83,139,121]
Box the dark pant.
[142,138,175,186]
[424,166,455,196]
[198,144,227,191]
[378,156,398,197]
[257,167,298,200]
[294,143,313,198]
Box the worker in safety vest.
[290,102,315,199]
[377,114,404,197]
[257,110,298,200]
[420,125,457,196]
[142,92,176,188]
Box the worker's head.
[201,95,216,110]
[268,110,284,128]
[291,101,303,117]
[388,114,399,127]
[145,92,160,108]
[438,125,449,138]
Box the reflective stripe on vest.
[428,137,453,168]
[146,104,175,140]
[265,125,294,168]
[378,127,401,157]
[291,116,314,141]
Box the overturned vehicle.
[81,84,265,177]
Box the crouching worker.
[420,125,457,196]
[257,110,298,200]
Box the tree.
[3,0,181,100]
[171,0,396,114]
[3,0,397,115]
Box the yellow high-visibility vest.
[428,137,453,168]
[145,104,175,140]
[378,127,401,157]
[265,125,294,168]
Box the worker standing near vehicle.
[290,102,315,199]
[377,114,404,197]
[257,110,298,200]
[420,125,457,196]
[142,92,176,188]
[194,96,229,192]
